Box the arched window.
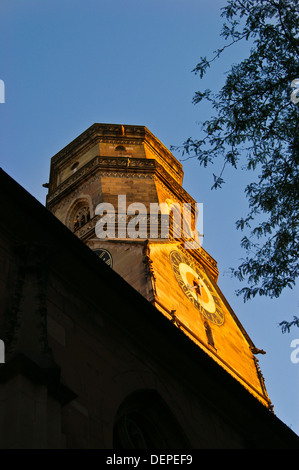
[113,390,190,449]
[73,205,90,232]
[115,145,126,153]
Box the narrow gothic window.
[204,321,215,348]
[73,205,90,232]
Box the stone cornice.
[47,156,194,208]
[49,123,184,185]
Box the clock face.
[170,250,224,326]
[93,249,113,268]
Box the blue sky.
[0,0,298,437]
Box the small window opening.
[71,162,79,173]
[115,145,126,152]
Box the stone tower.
[46,123,272,410]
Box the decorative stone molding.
[143,240,157,299]
[4,243,53,364]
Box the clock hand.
[187,282,203,297]
[187,283,197,290]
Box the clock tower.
[46,123,272,411]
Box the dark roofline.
[0,167,298,449]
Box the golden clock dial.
[170,250,224,326]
